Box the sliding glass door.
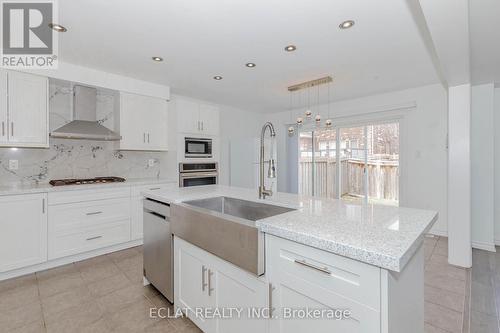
[298,121,399,206]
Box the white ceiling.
[57,0,439,112]
[469,0,500,85]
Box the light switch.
[9,160,18,170]
[148,159,156,167]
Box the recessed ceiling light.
[48,23,67,32]
[213,76,223,80]
[339,20,355,29]
[152,56,163,62]
[245,63,256,68]
[284,45,297,52]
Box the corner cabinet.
[176,98,219,136]
[0,193,48,272]
[0,70,49,148]
[174,236,269,333]
[115,92,169,151]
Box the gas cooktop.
[49,177,126,186]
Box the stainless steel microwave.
[185,137,213,158]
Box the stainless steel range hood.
[50,85,121,141]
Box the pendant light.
[288,90,295,135]
[325,80,333,127]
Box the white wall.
[267,84,449,235]
[495,88,500,244]
[471,84,495,251]
[447,84,472,267]
[218,106,264,187]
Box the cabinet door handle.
[42,198,45,214]
[208,269,214,296]
[86,236,102,241]
[147,133,150,143]
[197,121,200,131]
[201,265,208,292]
[268,283,275,317]
[1,121,4,136]
[10,122,13,137]
[143,133,146,143]
[294,259,331,275]
[201,121,204,131]
[86,211,103,216]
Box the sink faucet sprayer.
[259,122,276,199]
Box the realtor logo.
[1,0,58,68]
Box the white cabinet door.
[199,104,219,136]
[118,92,149,150]
[131,196,144,241]
[176,98,200,134]
[174,237,216,333]
[146,97,168,150]
[175,237,269,333]
[0,70,7,144]
[214,263,269,333]
[0,193,47,272]
[118,92,168,151]
[6,71,48,147]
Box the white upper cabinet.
[177,97,220,136]
[115,92,169,151]
[0,70,49,148]
[0,71,7,143]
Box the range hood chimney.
[50,85,122,141]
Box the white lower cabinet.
[267,235,381,333]
[0,193,47,272]
[48,188,132,260]
[174,236,269,333]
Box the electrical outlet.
[148,159,156,167]
[9,160,18,170]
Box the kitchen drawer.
[49,197,131,232]
[48,219,130,260]
[267,235,381,311]
[48,187,130,205]
[131,183,173,197]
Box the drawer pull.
[149,187,161,190]
[294,259,331,275]
[86,236,102,241]
[86,211,103,216]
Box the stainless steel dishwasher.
[143,198,173,303]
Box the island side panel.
[380,245,424,333]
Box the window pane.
[339,126,367,203]
[366,123,399,206]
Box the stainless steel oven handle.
[180,172,218,179]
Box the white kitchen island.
[143,185,437,333]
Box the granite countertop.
[0,178,177,196]
[143,185,438,272]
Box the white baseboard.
[472,241,497,252]
[0,239,143,281]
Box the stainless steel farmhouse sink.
[171,196,296,276]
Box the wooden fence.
[299,157,399,202]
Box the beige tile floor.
[0,237,469,333]
[424,236,470,333]
[469,247,500,333]
[0,247,201,333]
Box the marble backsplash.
[0,81,175,186]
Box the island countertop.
[143,185,438,272]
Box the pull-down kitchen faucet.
[259,122,276,199]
